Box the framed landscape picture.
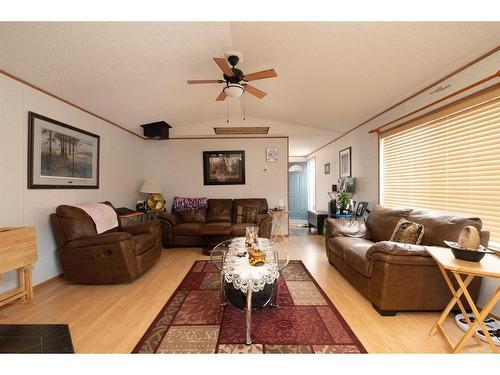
[339,146,352,178]
[28,112,100,189]
[203,150,245,185]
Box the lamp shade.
[140,179,162,194]
[223,83,244,98]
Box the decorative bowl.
[443,240,495,262]
[248,247,266,266]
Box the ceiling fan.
[187,55,277,101]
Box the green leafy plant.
[337,192,351,210]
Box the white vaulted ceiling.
[0,22,499,155]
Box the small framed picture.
[338,178,347,192]
[355,201,369,217]
[324,163,330,174]
[339,147,352,178]
[266,147,278,162]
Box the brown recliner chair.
[50,202,161,284]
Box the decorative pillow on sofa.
[172,197,208,212]
[235,206,259,223]
[390,218,425,245]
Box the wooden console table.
[427,246,500,353]
[0,227,38,308]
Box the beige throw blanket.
[75,202,118,234]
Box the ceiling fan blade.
[243,84,267,99]
[216,90,227,101]
[243,69,277,82]
[213,58,234,77]
[187,79,224,84]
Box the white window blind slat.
[380,86,500,245]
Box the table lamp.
[140,179,165,212]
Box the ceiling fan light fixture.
[223,83,244,98]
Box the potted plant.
[337,192,351,215]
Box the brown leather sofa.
[159,198,273,248]
[325,205,488,315]
[50,202,161,284]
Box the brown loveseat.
[159,198,273,249]
[51,202,161,284]
[325,205,488,315]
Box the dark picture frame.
[324,162,330,174]
[339,146,352,178]
[203,150,245,185]
[355,201,369,218]
[28,112,100,189]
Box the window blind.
[380,85,500,245]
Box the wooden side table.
[0,227,38,308]
[427,246,500,353]
[269,210,289,243]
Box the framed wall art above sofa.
[203,150,245,185]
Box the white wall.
[144,137,289,234]
[312,131,378,213]
[289,156,307,163]
[0,75,146,292]
[309,50,500,315]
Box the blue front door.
[288,162,308,219]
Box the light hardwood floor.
[0,230,492,353]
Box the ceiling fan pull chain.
[226,98,229,123]
[243,92,246,121]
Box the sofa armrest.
[325,218,369,239]
[480,230,490,247]
[366,241,435,266]
[256,212,272,225]
[256,213,273,239]
[158,214,175,248]
[65,232,132,248]
[367,241,430,257]
[158,212,177,226]
[122,220,160,235]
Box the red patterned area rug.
[133,260,366,354]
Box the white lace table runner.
[222,237,279,293]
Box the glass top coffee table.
[210,237,288,345]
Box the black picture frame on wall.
[339,146,352,178]
[203,150,245,185]
[324,162,330,174]
[28,112,100,189]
